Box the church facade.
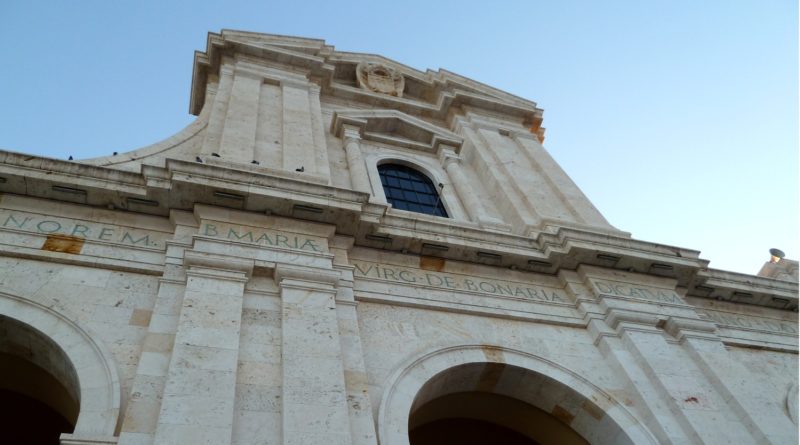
[0,31,796,445]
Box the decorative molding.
[356,62,405,97]
[184,251,255,277]
[274,263,341,285]
[331,109,463,154]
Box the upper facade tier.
[80,30,619,237]
[188,31,546,139]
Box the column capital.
[275,263,340,286]
[663,316,718,341]
[439,148,461,167]
[184,251,254,278]
[341,123,363,142]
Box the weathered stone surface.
[0,30,795,445]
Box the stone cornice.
[688,268,798,310]
[0,149,795,311]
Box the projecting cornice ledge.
[2,149,794,312]
[355,210,713,290]
[0,151,372,235]
[0,149,150,208]
[687,268,798,311]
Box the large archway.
[0,315,80,443]
[378,344,657,445]
[409,389,588,445]
[0,292,121,442]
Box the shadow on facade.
[0,315,79,444]
[408,362,591,445]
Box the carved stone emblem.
[356,62,404,97]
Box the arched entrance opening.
[0,314,80,444]
[378,345,656,445]
[410,391,589,445]
[408,363,589,445]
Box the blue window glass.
[378,164,448,217]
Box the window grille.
[378,164,448,217]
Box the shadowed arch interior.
[0,315,80,444]
[408,362,597,445]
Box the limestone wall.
[0,31,796,445]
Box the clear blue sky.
[1,1,796,275]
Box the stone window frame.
[364,150,468,221]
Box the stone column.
[440,147,505,228]
[342,125,372,195]
[276,264,353,445]
[153,252,253,445]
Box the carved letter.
[3,214,31,228]
[122,232,151,246]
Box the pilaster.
[579,265,784,444]
[281,83,318,174]
[453,121,536,230]
[218,69,261,162]
[276,264,353,445]
[118,211,198,445]
[439,146,508,230]
[676,325,798,444]
[201,63,235,156]
[511,132,612,229]
[330,242,378,445]
[152,252,253,444]
[308,85,332,183]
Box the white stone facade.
[0,30,796,445]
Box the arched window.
[378,164,448,217]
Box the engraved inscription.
[201,222,326,252]
[353,260,566,302]
[696,309,797,335]
[2,210,162,248]
[592,279,681,304]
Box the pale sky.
[0,1,796,275]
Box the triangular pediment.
[331,110,462,153]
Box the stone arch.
[0,291,121,438]
[378,344,657,445]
